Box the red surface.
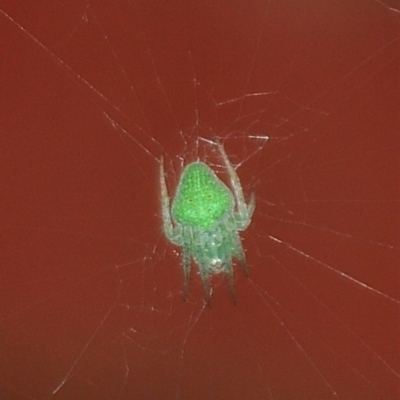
[1,1,399,399]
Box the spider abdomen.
[172,162,233,230]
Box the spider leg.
[234,233,249,277]
[160,157,172,235]
[225,260,237,304]
[247,192,256,221]
[198,263,212,306]
[182,246,191,301]
[160,157,182,244]
[216,141,253,229]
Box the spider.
[160,141,255,304]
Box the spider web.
[0,1,399,399]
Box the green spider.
[160,141,255,304]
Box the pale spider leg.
[216,141,255,230]
[159,158,182,245]
[182,245,191,301]
[181,225,193,300]
[197,263,212,306]
[233,230,249,276]
[225,259,237,304]
[224,216,249,277]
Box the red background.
[1,1,399,399]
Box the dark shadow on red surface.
[1,1,399,399]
